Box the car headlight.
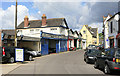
[88,57,94,59]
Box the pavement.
[1,50,119,75]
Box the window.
[36,29,39,32]
[51,28,57,30]
[30,29,34,33]
[110,22,113,33]
[83,30,86,34]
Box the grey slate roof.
[2,30,15,35]
[85,25,97,38]
[17,18,69,29]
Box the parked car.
[0,47,2,62]
[69,47,76,51]
[86,45,96,50]
[94,48,120,74]
[1,46,34,63]
[22,47,41,57]
[84,49,101,63]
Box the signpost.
[15,48,24,62]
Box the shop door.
[41,39,48,55]
[56,40,59,53]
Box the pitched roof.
[2,30,15,35]
[107,12,120,21]
[69,29,74,34]
[17,18,69,29]
[74,30,79,36]
[85,25,97,38]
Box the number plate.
[116,59,120,63]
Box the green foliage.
[99,33,103,39]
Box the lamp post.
[14,0,17,47]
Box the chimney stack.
[24,16,29,28]
[42,14,47,26]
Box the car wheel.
[94,61,99,69]
[28,55,33,61]
[9,57,14,63]
[104,64,111,74]
[85,58,89,63]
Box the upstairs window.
[83,30,86,34]
[51,28,57,30]
[110,22,113,33]
[30,29,34,33]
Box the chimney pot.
[24,16,29,28]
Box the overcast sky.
[0,0,120,33]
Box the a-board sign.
[15,48,24,62]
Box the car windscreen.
[87,49,99,54]
[89,45,95,47]
[116,49,120,57]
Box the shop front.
[67,36,74,51]
[40,31,67,55]
[116,33,120,48]
[109,36,114,48]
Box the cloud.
[0,5,37,29]
[32,2,118,33]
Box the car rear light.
[2,47,5,56]
[113,58,115,62]
[114,67,119,69]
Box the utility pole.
[14,0,17,47]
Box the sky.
[0,0,120,33]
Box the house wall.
[96,28,99,46]
[104,16,111,48]
[17,27,68,38]
[80,25,93,47]
[108,15,119,48]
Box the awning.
[116,33,120,39]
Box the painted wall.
[108,14,119,48]
[104,16,111,48]
[80,25,93,48]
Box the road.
[4,50,105,74]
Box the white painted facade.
[103,15,111,48]
[17,27,68,38]
[108,13,120,48]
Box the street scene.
[0,0,120,76]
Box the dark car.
[22,47,41,57]
[87,45,96,50]
[1,46,33,63]
[84,49,101,63]
[69,47,76,51]
[94,48,120,74]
